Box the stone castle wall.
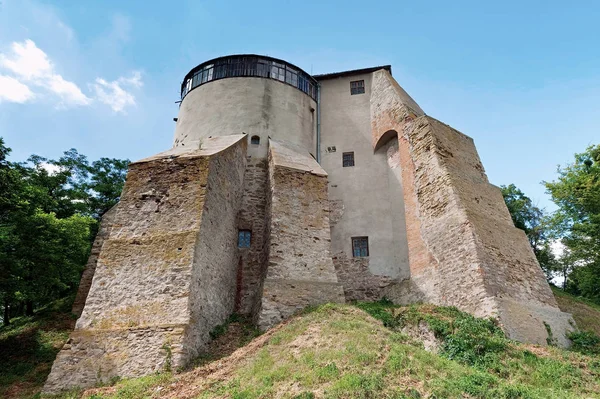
[370,69,574,346]
[184,137,248,354]
[44,136,247,393]
[71,206,117,317]
[256,140,345,329]
[236,157,270,315]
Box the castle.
[44,55,575,393]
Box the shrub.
[440,314,507,369]
[355,299,399,329]
[568,330,600,355]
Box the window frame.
[350,80,365,95]
[238,230,252,248]
[342,152,355,167]
[180,55,318,101]
[352,236,369,257]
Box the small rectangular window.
[238,230,251,248]
[342,152,355,167]
[350,80,365,95]
[352,237,369,257]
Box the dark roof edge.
[313,65,392,80]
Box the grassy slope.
[80,301,600,399]
[1,291,599,399]
[0,298,75,399]
[553,286,600,336]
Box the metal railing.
[180,55,318,101]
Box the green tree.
[9,211,94,315]
[501,184,558,279]
[25,149,129,220]
[0,138,23,325]
[545,144,600,302]
[84,157,129,218]
[0,138,129,324]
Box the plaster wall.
[173,77,316,157]
[318,73,410,300]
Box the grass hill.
[0,298,76,399]
[1,290,600,399]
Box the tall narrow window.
[352,237,369,257]
[343,152,355,167]
[350,80,365,95]
[238,230,251,248]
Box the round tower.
[173,55,318,157]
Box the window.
[342,152,355,167]
[238,230,251,248]
[251,135,260,145]
[350,80,365,95]
[181,56,318,101]
[352,237,369,257]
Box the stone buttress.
[71,206,117,318]
[43,135,247,393]
[370,69,574,346]
[256,139,345,329]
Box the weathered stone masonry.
[44,136,248,393]
[257,140,345,329]
[236,157,269,316]
[46,55,576,393]
[370,69,574,346]
[71,206,117,318]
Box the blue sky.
[1,0,599,210]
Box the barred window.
[238,230,251,248]
[352,237,369,257]
[350,80,365,95]
[342,152,355,167]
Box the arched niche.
[374,129,399,152]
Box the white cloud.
[91,71,143,113]
[40,162,62,175]
[0,39,52,79]
[47,74,90,107]
[0,39,90,107]
[0,74,34,103]
[0,39,142,112]
[119,70,143,88]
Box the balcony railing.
[180,55,318,101]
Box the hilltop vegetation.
[2,291,599,399]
